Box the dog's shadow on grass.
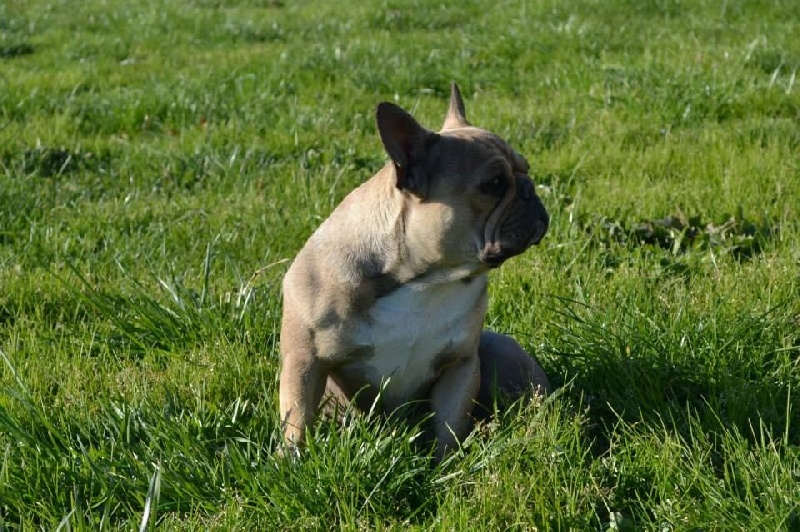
[544,298,800,456]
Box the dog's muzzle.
[480,177,549,266]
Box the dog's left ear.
[376,102,438,197]
[442,83,470,130]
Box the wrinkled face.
[416,127,549,269]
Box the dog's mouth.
[481,254,505,268]
[527,219,549,246]
[479,218,548,267]
[478,243,518,268]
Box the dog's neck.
[311,165,483,294]
[373,166,486,285]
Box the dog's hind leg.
[473,330,551,421]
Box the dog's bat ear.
[442,82,469,130]
[376,102,438,197]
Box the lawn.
[1,0,799,529]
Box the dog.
[279,84,551,459]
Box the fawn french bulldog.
[279,84,550,459]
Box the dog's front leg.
[430,354,480,461]
[279,351,326,453]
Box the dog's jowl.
[279,84,550,459]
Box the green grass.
[1,0,799,528]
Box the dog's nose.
[517,177,534,200]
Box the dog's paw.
[273,441,303,462]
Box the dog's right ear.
[376,102,438,197]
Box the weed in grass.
[0,42,34,59]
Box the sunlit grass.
[1,0,799,528]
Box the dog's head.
[376,83,549,271]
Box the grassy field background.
[2,0,799,529]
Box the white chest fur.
[348,274,487,405]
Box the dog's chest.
[348,275,486,401]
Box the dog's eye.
[480,175,507,196]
